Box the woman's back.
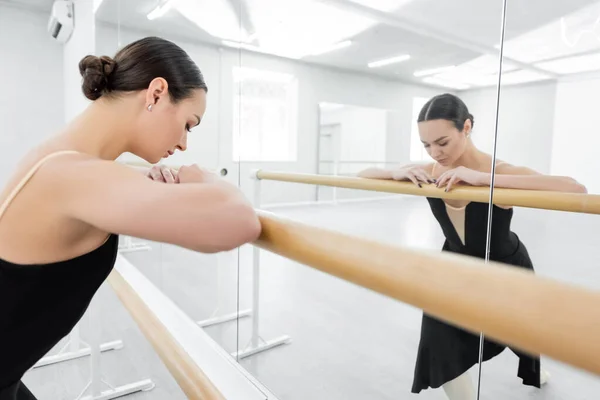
[0,149,120,388]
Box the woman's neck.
[58,99,135,161]
[451,140,486,170]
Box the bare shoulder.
[494,160,540,175]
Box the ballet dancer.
[0,37,261,400]
[358,93,586,399]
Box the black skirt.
[411,240,541,393]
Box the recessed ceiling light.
[423,77,470,90]
[414,65,456,77]
[368,54,411,68]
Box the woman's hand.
[436,166,488,191]
[391,165,435,188]
[147,165,179,183]
[177,164,221,184]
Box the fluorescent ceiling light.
[175,0,249,42]
[246,0,377,59]
[350,0,416,12]
[368,54,410,68]
[423,77,470,90]
[309,40,352,56]
[222,40,303,60]
[414,65,455,77]
[147,0,175,20]
[93,0,105,14]
[536,52,600,74]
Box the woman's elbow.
[575,182,588,194]
[565,177,588,193]
[237,205,262,244]
[205,203,261,253]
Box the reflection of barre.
[123,161,228,177]
[253,210,600,377]
[255,170,600,215]
[233,172,292,360]
[118,236,151,253]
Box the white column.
[64,0,95,124]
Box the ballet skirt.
[411,198,541,393]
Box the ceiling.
[8,0,600,91]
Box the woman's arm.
[358,163,435,181]
[485,164,587,193]
[357,167,394,179]
[41,156,261,253]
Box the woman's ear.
[145,77,169,107]
[464,118,473,136]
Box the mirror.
[484,0,600,398]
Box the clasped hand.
[392,165,489,191]
[146,164,220,184]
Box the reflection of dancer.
[0,37,260,400]
[359,93,586,399]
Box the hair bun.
[78,55,117,101]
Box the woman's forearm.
[357,168,393,179]
[482,173,587,193]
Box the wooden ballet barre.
[253,210,600,376]
[255,170,600,215]
[107,270,226,400]
[123,160,228,176]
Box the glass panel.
[236,0,506,399]
[487,0,600,398]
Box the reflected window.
[410,96,429,162]
[233,67,298,162]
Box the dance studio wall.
[0,4,65,186]
[95,23,439,205]
[551,74,600,194]
[459,81,557,174]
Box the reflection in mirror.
[478,0,600,398]
[317,103,402,202]
[233,1,510,400]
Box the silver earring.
[147,104,153,112]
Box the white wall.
[96,23,440,204]
[320,106,387,162]
[0,5,65,185]
[460,81,557,174]
[551,76,600,194]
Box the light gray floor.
[23,197,600,399]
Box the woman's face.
[133,82,207,164]
[418,119,471,167]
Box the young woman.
[359,93,586,399]
[0,37,261,400]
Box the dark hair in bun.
[418,93,475,132]
[79,55,116,101]
[78,36,207,102]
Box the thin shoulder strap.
[0,150,81,221]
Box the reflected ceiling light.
[423,77,470,90]
[309,40,353,56]
[368,54,410,68]
[413,65,455,77]
[93,0,105,14]
[147,0,175,20]
[221,40,302,60]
